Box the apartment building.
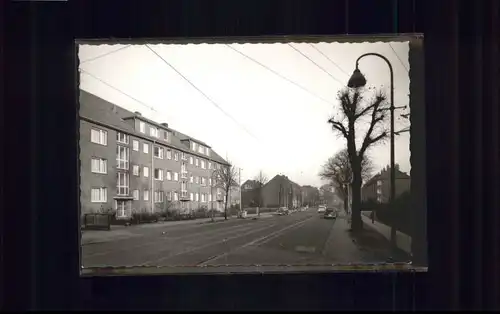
[79,90,230,219]
[362,164,411,203]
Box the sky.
[78,40,411,188]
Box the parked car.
[317,205,326,213]
[277,207,289,216]
[324,208,337,219]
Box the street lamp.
[348,53,397,248]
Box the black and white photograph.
[78,37,427,274]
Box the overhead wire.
[225,44,337,108]
[145,44,259,141]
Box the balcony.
[180,190,189,201]
[216,194,224,202]
[181,171,188,179]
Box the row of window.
[90,187,222,203]
[138,120,170,142]
[91,128,220,170]
[91,157,217,187]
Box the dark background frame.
[3,0,499,311]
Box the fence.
[83,213,111,231]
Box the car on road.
[317,205,326,213]
[277,207,289,216]
[324,208,337,219]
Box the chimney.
[161,122,169,128]
[134,111,142,116]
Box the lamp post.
[347,53,398,248]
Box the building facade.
[261,175,302,208]
[79,90,230,219]
[361,165,411,203]
[301,185,320,206]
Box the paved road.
[82,209,401,270]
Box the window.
[133,165,140,176]
[143,190,149,201]
[181,152,187,160]
[133,189,139,200]
[132,140,139,151]
[166,149,172,160]
[150,126,159,138]
[154,168,164,181]
[91,188,107,202]
[208,194,212,202]
[201,160,206,169]
[201,194,206,202]
[116,200,128,218]
[163,130,169,141]
[190,175,194,183]
[195,176,200,184]
[173,172,179,181]
[143,143,149,154]
[377,180,382,186]
[154,191,164,203]
[143,166,149,177]
[189,156,193,164]
[192,142,197,151]
[195,193,199,202]
[208,162,212,169]
[209,178,212,186]
[195,158,199,167]
[205,147,210,156]
[91,158,107,174]
[116,146,129,170]
[174,151,179,161]
[117,172,129,195]
[167,191,172,201]
[139,121,146,133]
[91,129,107,145]
[201,177,206,186]
[166,171,172,181]
[174,192,179,201]
[117,132,129,144]
[198,145,204,154]
[190,192,194,201]
[154,146,164,159]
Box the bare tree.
[327,88,388,231]
[319,149,374,214]
[213,163,239,220]
[253,170,268,216]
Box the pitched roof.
[364,167,410,186]
[79,90,229,165]
[264,174,302,190]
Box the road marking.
[140,222,279,266]
[83,220,265,258]
[197,216,315,265]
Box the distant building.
[261,175,302,208]
[319,184,342,207]
[301,185,320,206]
[362,164,411,203]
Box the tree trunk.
[343,186,349,214]
[350,164,364,232]
[224,191,229,220]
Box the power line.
[145,44,259,141]
[308,44,350,77]
[225,44,336,108]
[80,45,132,64]
[389,43,409,73]
[287,43,344,86]
[80,69,158,112]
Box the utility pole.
[239,167,242,216]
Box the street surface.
[82,209,404,270]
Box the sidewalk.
[361,215,412,254]
[81,212,275,245]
